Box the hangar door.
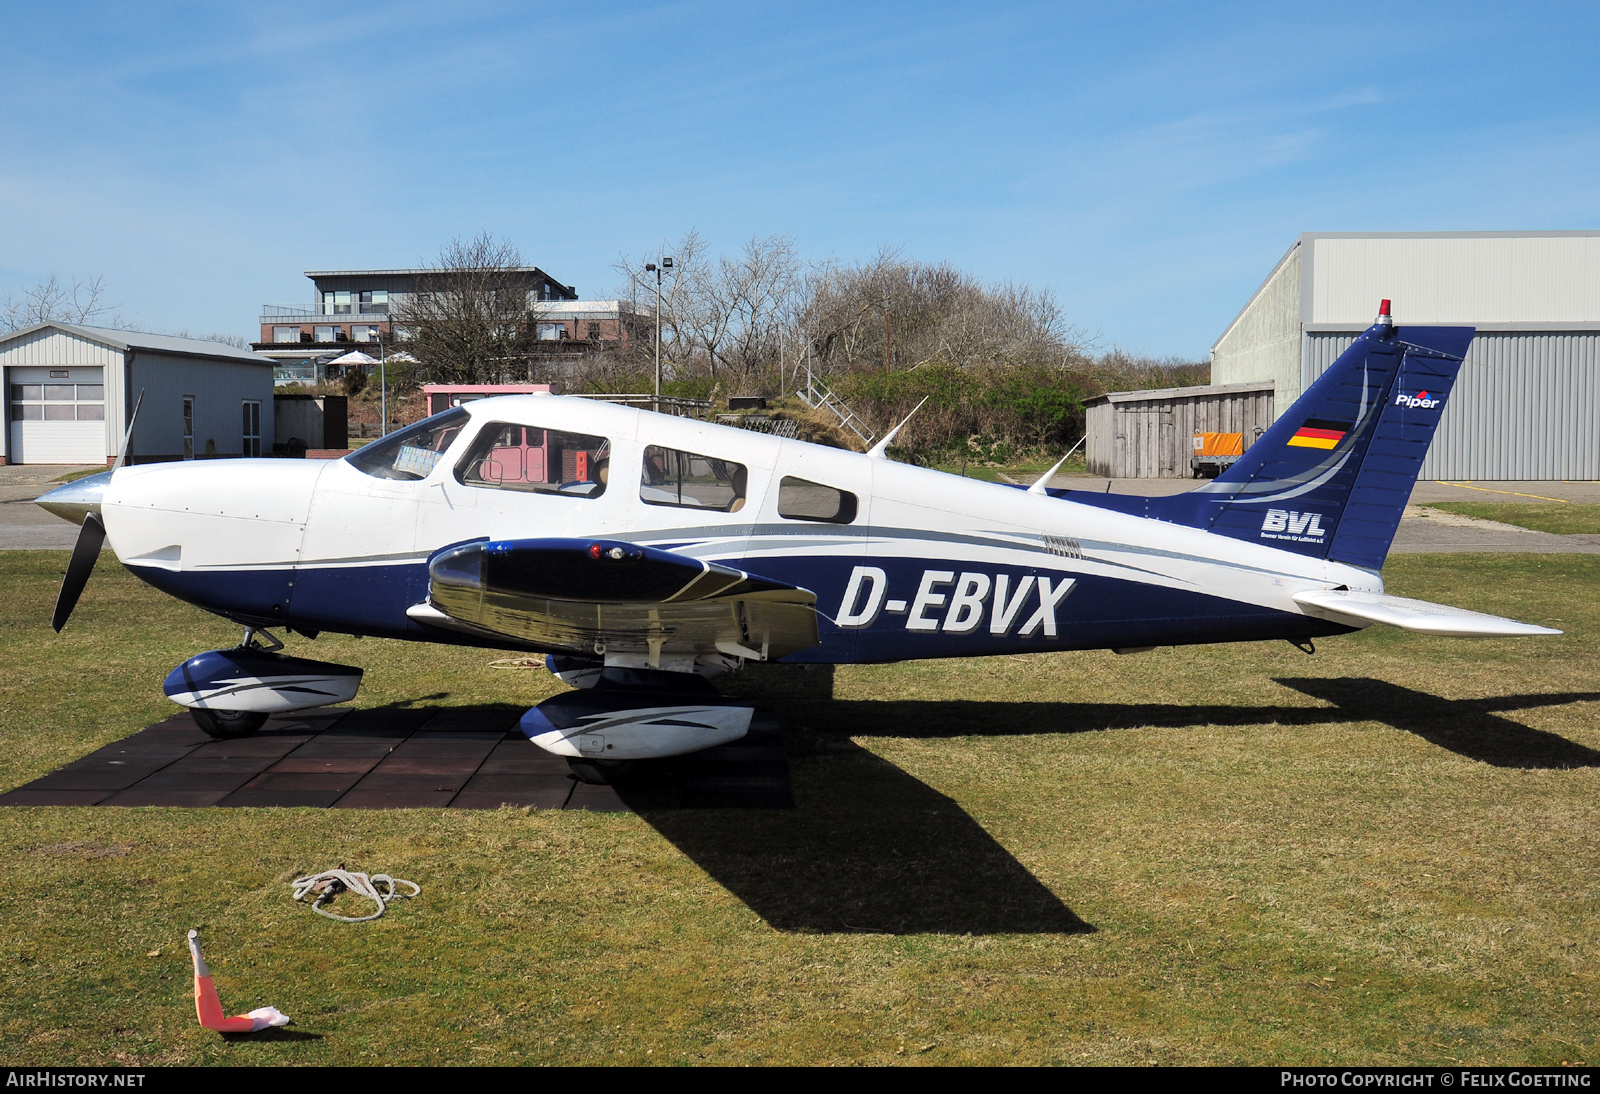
[8,366,107,464]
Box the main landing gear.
[525,659,757,785]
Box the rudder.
[1140,306,1473,569]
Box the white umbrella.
[324,350,380,367]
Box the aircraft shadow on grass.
[629,736,1094,938]
[789,683,1600,771]
[629,674,1600,935]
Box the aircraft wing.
[1292,589,1561,638]
[406,537,819,663]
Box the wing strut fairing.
[412,537,820,667]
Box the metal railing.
[575,393,711,419]
[796,376,874,445]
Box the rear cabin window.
[640,445,747,512]
[347,408,468,480]
[777,476,857,524]
[456,422,611,498]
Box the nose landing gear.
[164,629,364,740]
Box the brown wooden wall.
[1085,386,1275,478]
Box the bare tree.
[801,253,1088,378]
[390,233,541,384]
[610,230,711,382]
[2,273,116,333]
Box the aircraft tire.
[190,708,268,739]
[566,758,636,785]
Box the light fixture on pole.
[378,330,387,437]
[644,257,672,413]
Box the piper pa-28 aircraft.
[38,302,1559,781]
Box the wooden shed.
[1085,381,1274,478]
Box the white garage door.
[8,366,107,464]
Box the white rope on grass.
[290,868,420,922]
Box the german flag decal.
[1286,418,1349,450]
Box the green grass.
[1421,502,1600,535]
[50,468,108,484]
[1,551,1599,1065]
[931,454,1089,484]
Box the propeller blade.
[112,389,145,472]
[52,513,106,633]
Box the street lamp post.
[378,332,387,437]
[644,257,672,413]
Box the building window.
[242,400,261,458]
[183,396,195,460]
[536,323,564,341]
[353,325,381,343]
[273,326,301,343]
[314,325,341,342]
[640,446,747,512]
[457,423,609,498]
[586,321,602,340]
[11,383,105,422]
[359,290,388,314]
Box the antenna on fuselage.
[866,397,928,460]
[1026,435,1086,495]
[1027,454,1070,495]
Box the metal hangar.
[1211,231,1600,480]
[0,322,274,465]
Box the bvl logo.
[1261,509,1328,541]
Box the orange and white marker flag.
[187,930,290,1033]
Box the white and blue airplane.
[38,302,1559,781]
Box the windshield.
[346,407,470,481]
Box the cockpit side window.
[346,407,468,481]
[777,476,857,524]
[455,421,611,498]
[639,445,747,512]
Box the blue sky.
[2,1,1596,357]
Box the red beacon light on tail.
[1376,299,1393,328]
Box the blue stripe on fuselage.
[127,552,1351,661]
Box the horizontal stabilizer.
[1292,589,1561,638]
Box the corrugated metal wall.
[131,354,275,461]
[1086,387,1276,478]
[1303,331,1600,479]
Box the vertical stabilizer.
[1133,306,1473,568]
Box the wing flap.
[1293,589,1561,637]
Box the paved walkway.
[1044,475,1600,555]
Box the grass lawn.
[931,454,1089,484]
[1422,502,1600,536]
[1,550,1597,1065]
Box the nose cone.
[36,470,114,525]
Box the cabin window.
[347,406,469,481]
[456,421,610,498]
[640,446,747,512]
[776,476,857,524]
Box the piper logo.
[1261,509,1328,542]
[1394,390,1440,409]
